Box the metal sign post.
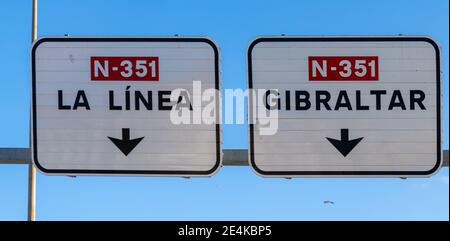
[28,0,37,222]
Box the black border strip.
[247,36,441,176]
[32,37,221,176]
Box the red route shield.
[308,56,379,81]
[90,56,159,81]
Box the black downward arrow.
[108,128,144,156]
[326,129,363,157]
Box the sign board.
[32,37,221,176]
[248,36,441,177]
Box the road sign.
[248,36,441,177]
[32,37,221,176]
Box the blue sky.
[0,0,448,220]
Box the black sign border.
[247,36,441,176]
[32,37,221,176]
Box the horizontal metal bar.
[445,150,449,168]
[0,148,31,164]
[222,149,248,166]
[0,147,448,167]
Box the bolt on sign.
[248,36,441,177]
[32,37,221,176]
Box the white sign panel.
[248,36,441,177]
[32,37,221,176]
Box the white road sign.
[32,37,221,176]
[248,36,441,177]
